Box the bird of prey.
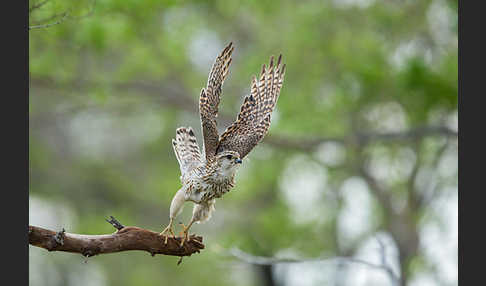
[160,42,286,246]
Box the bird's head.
[215,150,242,173]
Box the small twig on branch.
[29,217,204,261]
[105,215,124,230]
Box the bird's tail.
[172,127,202,174]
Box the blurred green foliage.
[29,0,457,285]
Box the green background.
[29,0,458,285]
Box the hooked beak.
[235,158,242,164]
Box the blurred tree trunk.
[389,212,420,286]
[256,265,276,286]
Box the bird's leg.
[178,218,196,247]
[159,218,175,244]
[160,188,186,244]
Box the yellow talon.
[178,219,195,247]
[160,219,175,244]
[178,223,189,246]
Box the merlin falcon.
[160,42,286,246]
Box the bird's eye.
[226,155,232,160]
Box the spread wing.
[216,55,286,159]
[199,42,234,160]
[172,127,202,176]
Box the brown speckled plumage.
[217,54,285,158]
[161,43,286,244]
[199,42,234,161]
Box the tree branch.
[30,12,68,25]
[264,126,457,151]
[416,139,453,208]
[358,163,395,215]
[29,217,204,261]
[29,12,70,30]
[229,247,397,278]
[229,235,400,286]
[29,76,457,149]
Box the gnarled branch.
[28,217,204,262]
